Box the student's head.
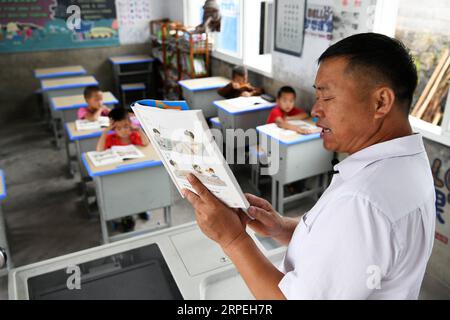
[84,85,103,110]
[153,128,161,136]
[192,164,202,173]
[169,160,177,167]
[311,33,417,154]
[277,86,296,113]
[232,66,248,84]
[109,107,131,138]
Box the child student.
[96,107,149,151]
[96,107,150,231]
[217,66,264,99]
[267,86,311,134]
[77,85,110,121]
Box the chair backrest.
[132,99,190,111]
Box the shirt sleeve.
[267,107,283,124]
[101,108,110,116]
[289,107,306,116]
[217,83,238,99]
[131,131,143,146]
[278,195,398,300]
[77,108,87,120]
[104,134,113,149]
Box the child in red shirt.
[96,107,149,151]
[96,107,150,232]
[77,86,110,121]
[267,86,312,134]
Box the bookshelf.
[150,19,211,99]
[179,28,211,79]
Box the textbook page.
[87,149,123,167]
[98,116,110,127]
[111,145,145,160]
[222,96,269,112]
[265,120,322,137]
[132,104,250,209]
[287,120,322,134]
[75,117,110,131]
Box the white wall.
[162,0,185,22]
[397,0,450,35]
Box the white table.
[8,222,286,299]
[179,77,230,118]
[213,96,276,164]
[257,122,334,214]
[82,145,173,243]
[40,76,99,148]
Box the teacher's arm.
[183,174,293,300]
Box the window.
[216,0,242,57]
[242,0,273,76]
[184,0,272,76]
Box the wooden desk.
[214,96,276,163]
[51,92,118,123]
[256,121,333,214]
[0,170,12,275]
[41,76,98,93]
[34,66,87,79]
[65,122,106,181]
[40,75,99,148]
[109,55,154,103]
[179,77,230,118]
[82,145,172,243]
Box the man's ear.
[373,86,395,119]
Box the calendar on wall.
[274,0,306,57]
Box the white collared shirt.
[278,134,436,300]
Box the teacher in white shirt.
[183,33,436,300]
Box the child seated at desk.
[96,107,149,152]
[96,107,150,232]
[217,66,264,99]
[267,86,311,134]
[77,85,110,121]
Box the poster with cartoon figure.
[0,0,119,53]
[132,101,250,209]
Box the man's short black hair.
[83,85,101,99]
[232,66,247,79]
[277,86,296,99]
[109,107,128,122]
[318,33,418,115]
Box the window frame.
[409,95,450,147]
[184,0,273,77]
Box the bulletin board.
[274,0,306,57]
[0,0,119,53]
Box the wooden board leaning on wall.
[411,49,450,126]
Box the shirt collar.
[334,134,426,180]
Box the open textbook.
[75,116,110,131]
[281,120,322,136]
[87,145,145,167]
[132,101,250,209]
